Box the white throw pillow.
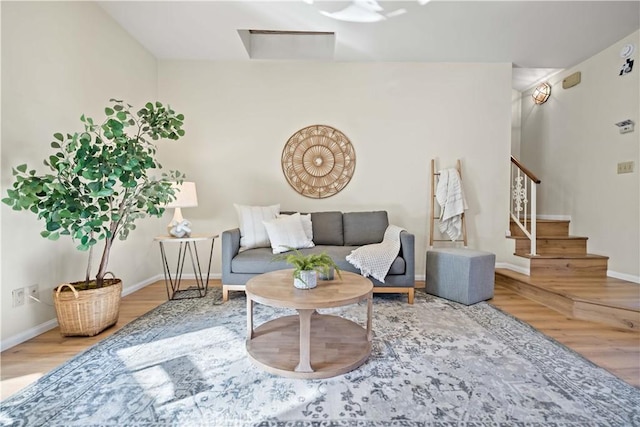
[234,203,280,251]
[279,213,313,241]
[263,212,315,254]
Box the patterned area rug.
[1,288,638,426]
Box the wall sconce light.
[532,82,551,105]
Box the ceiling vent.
[238,30,335,60]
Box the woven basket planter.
[53,279,122,337]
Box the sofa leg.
[407,288,414,304]
[221,284,246,302]
[373,287,415,304]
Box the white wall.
[1,2,159,345]
[511,89,522,158]
[157,61,514,279]
[520,30,640,280]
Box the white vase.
[294,270,317,289]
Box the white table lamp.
[166,181,198,237]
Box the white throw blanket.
[346,225,404,283]
[436,168,468,241]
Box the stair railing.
[510,156,541,255]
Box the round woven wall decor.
[281,124,356,198]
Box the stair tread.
[508,235,588,241]
[510,219,570,223]
[516,253,609,260]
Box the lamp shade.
[166,182,198,209]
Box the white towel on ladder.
[436,168,468,241]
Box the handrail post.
[510,156,540,258]
[530,184,537,256]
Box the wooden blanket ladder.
[429,159,468,248]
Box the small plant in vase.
[275,248,342,289]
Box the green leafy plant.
[2,99,185,288]
[275,247,342,285]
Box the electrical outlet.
[617,161,635,174]
[12,288,25,307]
[27,284,39,304]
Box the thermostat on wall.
[562,72,581,89]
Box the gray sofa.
[221,210,415,303]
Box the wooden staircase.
[496,219,640,331]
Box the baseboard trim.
[495,262,530,275]
[0,319,59,353]
[164,273,222,281]
[536,214,572,221]
[0,274,180,352]
[122,274,164,297]
[608,270,640,284]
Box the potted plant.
[2,99,185,336]
[275,248,342,289]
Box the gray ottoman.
[426,248,495,305]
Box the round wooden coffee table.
[245,269,373,379]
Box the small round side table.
[154,234,217,300]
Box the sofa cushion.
[343,211,389,245]
[263,213,314,254]
[234,203,280,251]
[232,245,357,274]
[310,211,344,245]
[279,213,313,241]
[232,247,287,274]
[231,245,405,275]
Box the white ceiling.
[98,1,640,90]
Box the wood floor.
[496,268,640,330]
[0,280,171,400]
[1,279,638,400]
[489,283,639,388]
